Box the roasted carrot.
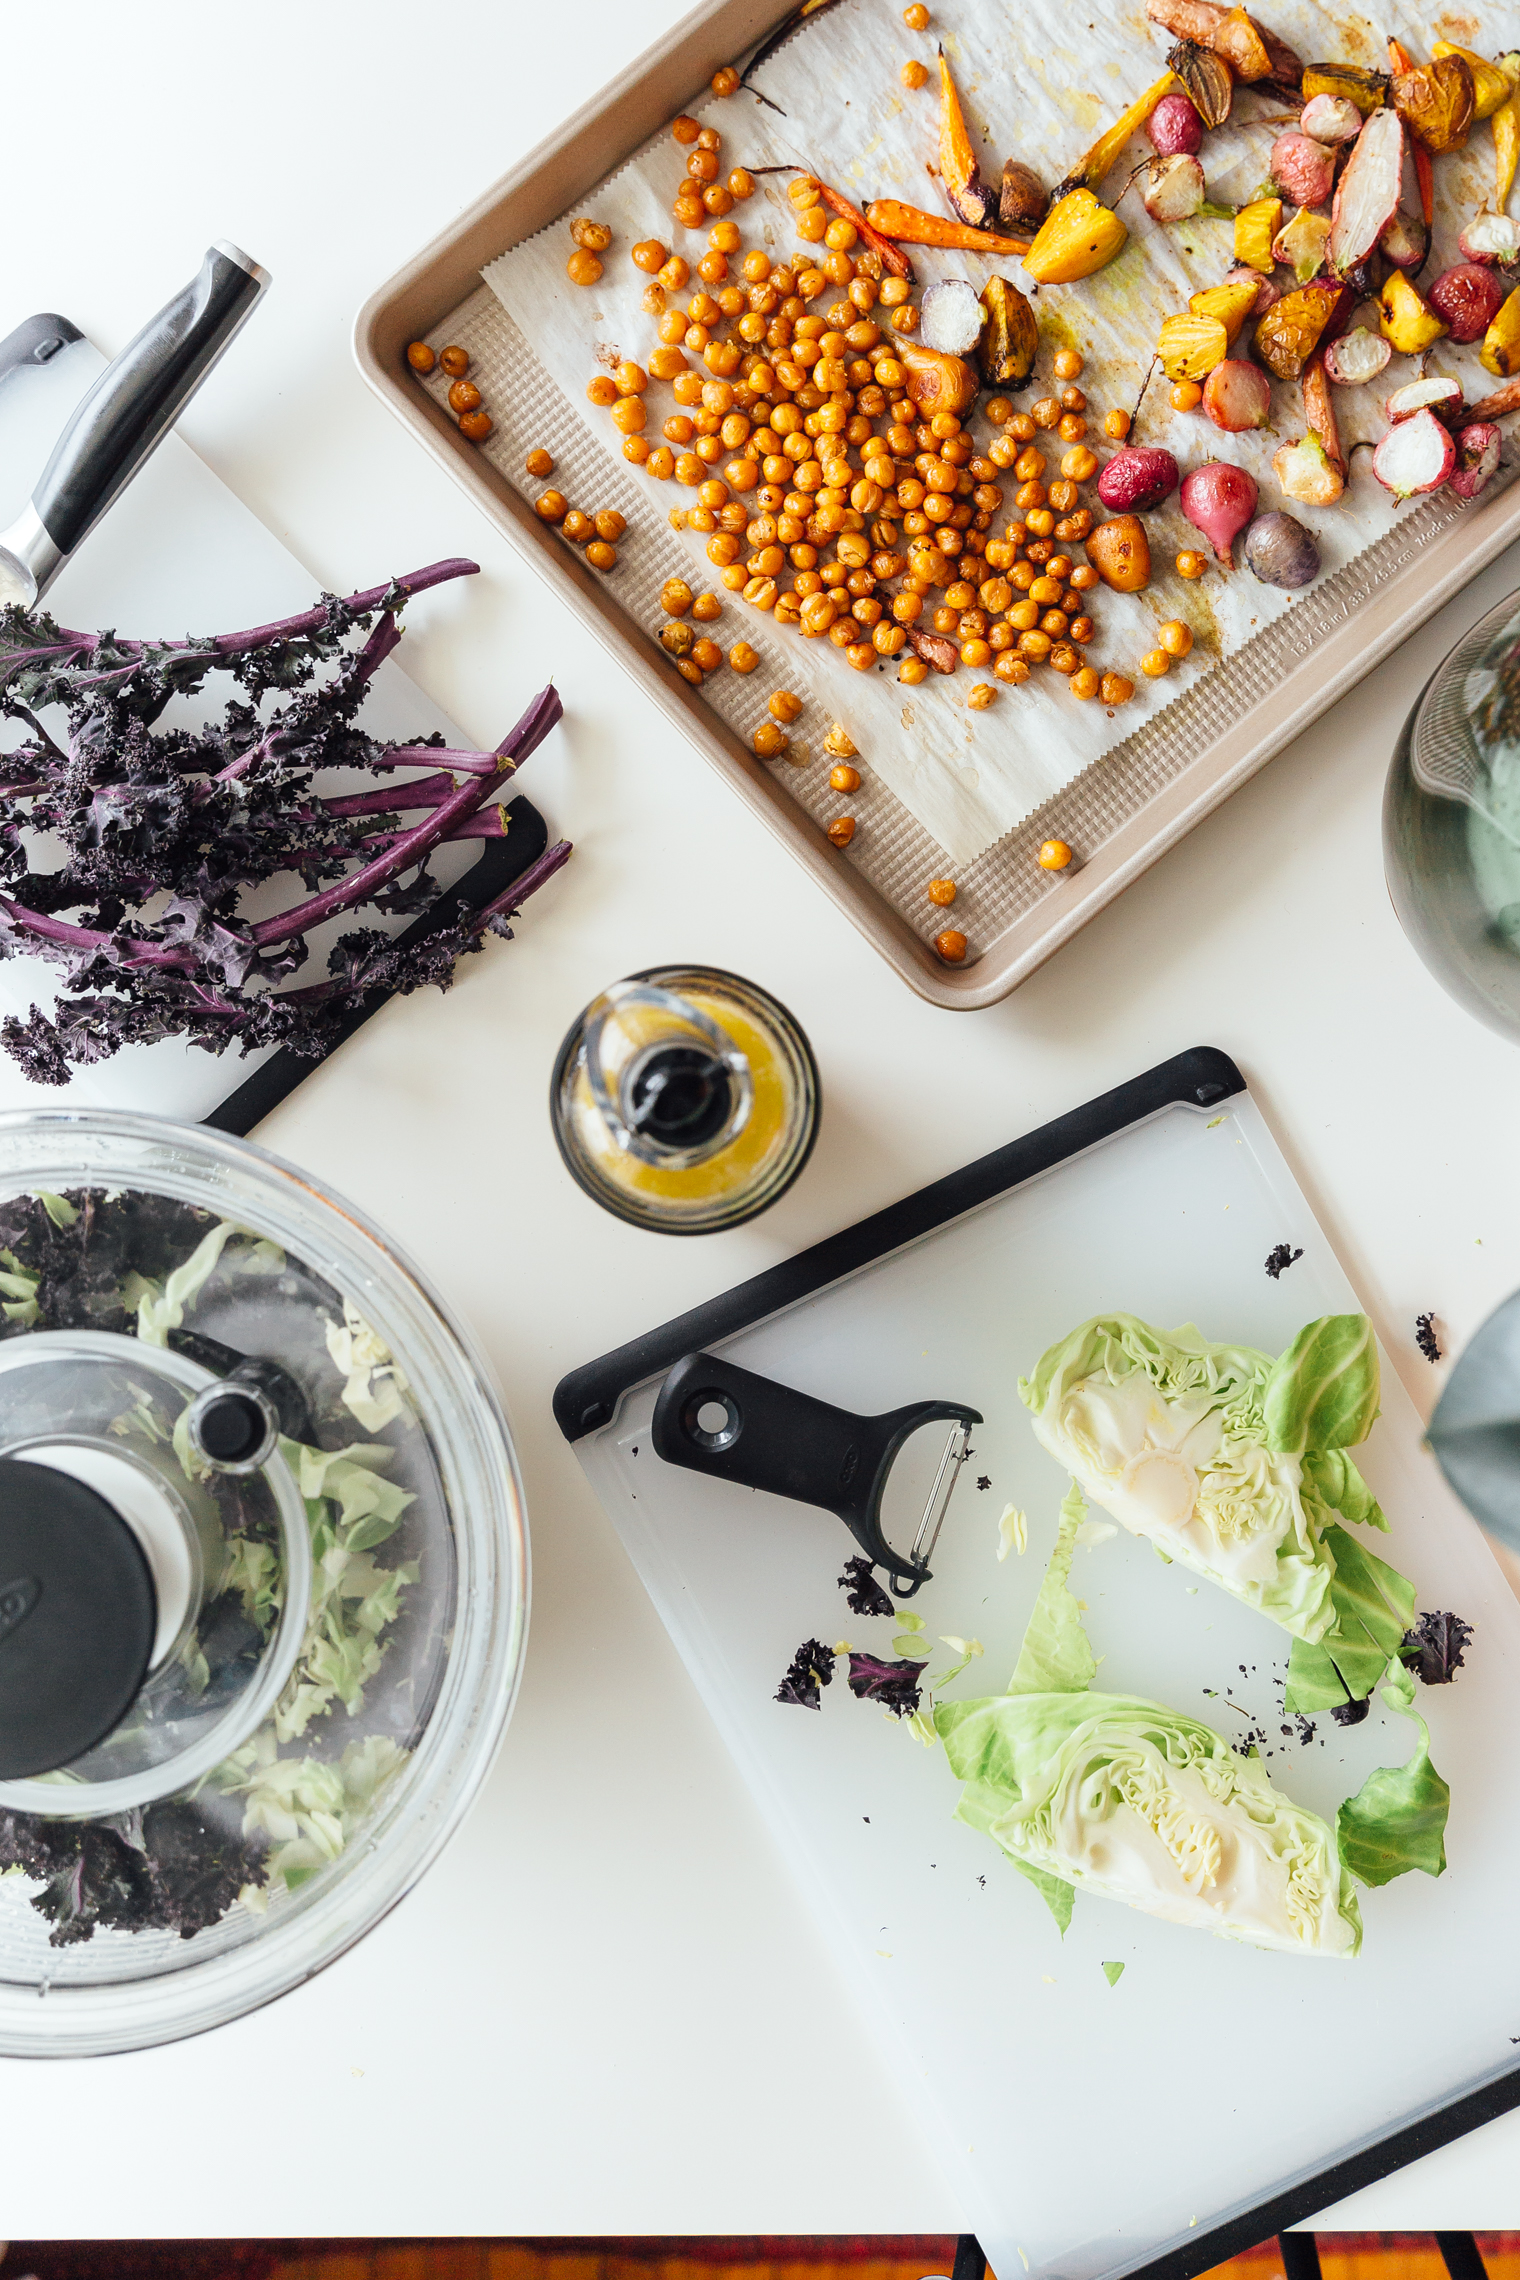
[865,198,1031,254]
[1468,374,1520,422]
[937,47,993,225]
[1301,351,1344,475]
[812,179,916,279]
[1054,70,1180,197]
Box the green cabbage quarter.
[1018,1313,1416,1711]
[935,1490,1364,1956]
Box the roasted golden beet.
[1479,284,1520,379]
[1253,279,1343,380]
[1189,277,1260,343]
[979,276,1038,389]
[1234,195,1282,273]
[1430,41,1512,120]
[1391,54,1474,153]
[1023,190,1128,283]
[1055,69,1181,193]
[1301,61,1388,114]
[1085,515,1151,592]
[1379,269,1447,355]
[1157,311,1229,380]
[898,342,980,415]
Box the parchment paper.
[485,0,1504,863]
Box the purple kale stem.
[0,898,197,972]
[251,683,562,951]
[323,773,460,817]
[364,746,504,776]
[281,836,575,1007]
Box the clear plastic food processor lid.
[0,1112,527,2056]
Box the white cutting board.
[0,333,478,1122]
[574,1086,1520,2280]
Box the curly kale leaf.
[838,1554,895,1617]
[1400,1610,1474,1687]
[846,1652,926,1717]
[775,1637,836,1709]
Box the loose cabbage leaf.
[1284,1525,1416,1713]
[1009,1482,1096,1697]
[1263,1313,1381,1453]
[1336,1663,1449,1886]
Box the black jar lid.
[0,1455,156,1780]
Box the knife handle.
[28,241,270,582]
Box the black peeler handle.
[651,1351,980,1594]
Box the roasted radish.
[1299,93,1362,142]
[1096,447,1180,512]
[999,161,1049,231]
[1372,407,1456,499]
[1148,93,1204,156]
[1378,210,1429,269]
[1449,422,1502,500]
[1141,154,1208,222]
[920,279,986,355]
[1385,374,1463,422]
[1328,106,1403,277]
[1221,263,1278,315]
[1203,359,1272,430]
[1180,460,1259,564]
[1459,212,1520,266]
[1273,435,1344,505]
[1271,131,1335,206]
[1427,262,1506,343]
[1323,326,1390,384]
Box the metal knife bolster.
[0,501,61,610]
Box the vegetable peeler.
[651,1349,981,1596]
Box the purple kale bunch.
[0,558,569,1082]
[838,1554,895,1617]
[846,1651,926,1717]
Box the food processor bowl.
[0,1110,527,2056]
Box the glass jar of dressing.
[550,966,820,1233]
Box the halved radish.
[1385,374,1463,423]
[1329,107,1404,277]
[1460,212,1520,266]
[920,279,985,355]
[1372,408,1456,500]
[1379,210,1428,270]
[1450,422,1502,500]
[1323,327,1391,384]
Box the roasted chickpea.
[1067,562,1100,593]
[586,374,617,408]
[582,538,616,571]
[1069,665,1100,699]
[1159,619,1193,658]
[1057,413,1087,444]
[438,345,470,377]
[447,379,482,414]
[1031,396,1060,429]
[827,815,857,846]
[1101,671,1135,705]
[560,510,594,544]
[967,681,995,708]
[935,928,967,963]
[994,651,1030,684]
[633,239,668,275]
[1103,407,1131,441]
[729,168,755,200]
[768,690,803,723]
[458,410,493,442]
[406,341,436,374]
[525,448,554,478]
[899,653,929,684]
[1068,614,1095,645]
[572,218,613,254]
[1052,349,1084,381]
[1017,629,1052,662]
[1048,642,1079,675]
[730,641,759,672]
[712,63,740,94]
[926,878,957,906]
[904,0,930,21]
[1037,838,1073,870]
[534,490,569,523]
[659,621,695,658]
[646,445,676,479]
[753,721,790,757]
[1060,445,1098,482]
[675,658,704,687]
[658,255,691,291]
[1140,648,1171,677]
[567,249,603,286]
[623,435,651,465]
[1171,380,1203,412]
[612,397,647,435]
[673,195,704,228]
[672,114,702,144]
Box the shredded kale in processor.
[0,1188,430,1945]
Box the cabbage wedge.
[1018,1313,1414,1711]
[935,1490,1365,1956]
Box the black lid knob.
[0,1456,156,1780]
[194,1388,271,1466]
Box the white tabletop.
[5,0,1520,2243]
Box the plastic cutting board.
[0,330,542,1126]
[558,1050,1520,2280]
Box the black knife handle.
[31,242,269,561]
[0,315,83,386]
[651,1351,980,1590]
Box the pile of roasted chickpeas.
[405,41,1207,961]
